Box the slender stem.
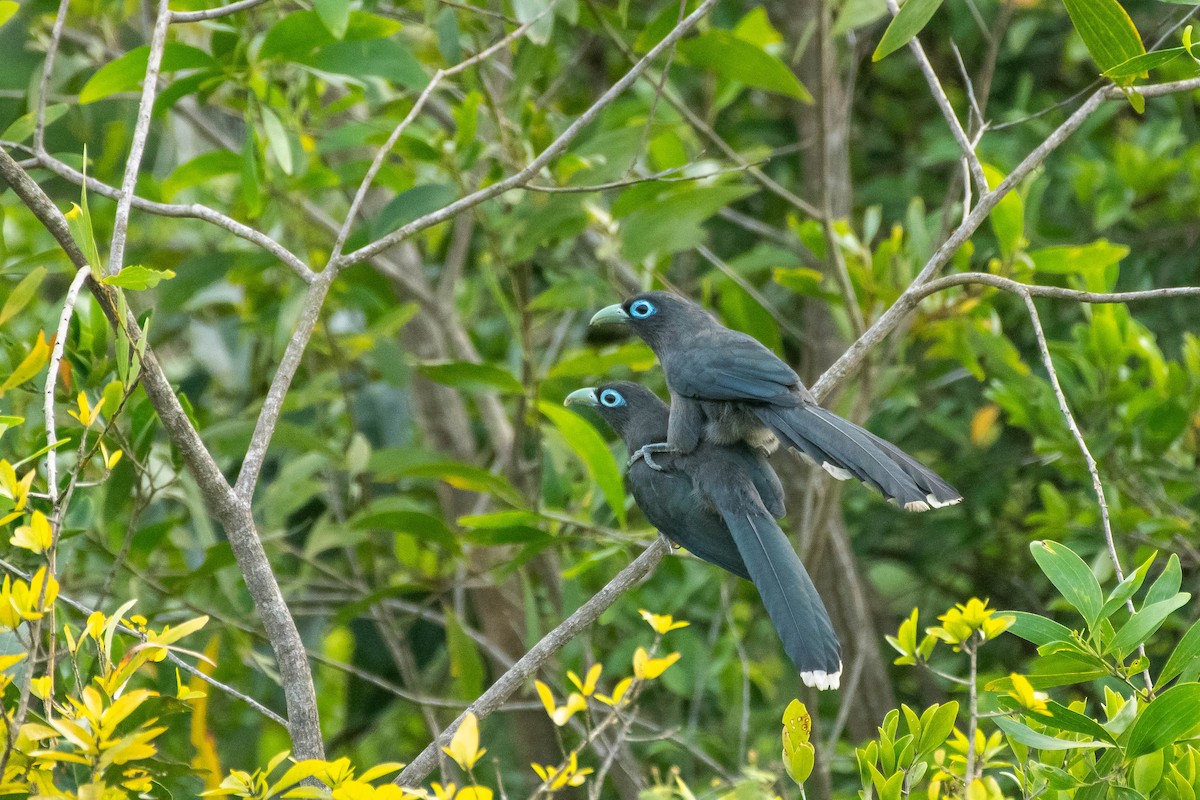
[34,0,71,152]
[170,0,271,23]
[107,0,171,276]
[43,266,91,505]
[964,638,979,787]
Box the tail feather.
[719,495,842,690]
[755,405,962,511]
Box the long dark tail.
[719,494,841,690]
[754,405,962,512]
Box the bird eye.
[599,389,625,407]
[628,299,656,319]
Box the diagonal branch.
[394,536,671,788]
[884,0,988,198]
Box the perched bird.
[590,291,961,512]
[565,381,842,690]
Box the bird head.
[563,381,669,450]
[588,291,716,350]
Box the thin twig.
[170,0,272,23]
[1021,293,1154,694]
[107,0,171,276]
[34,0,71,152]
[525,161,763,193]
[914,272,1200,305]
[43,266,91,505]
[884,0,988,196]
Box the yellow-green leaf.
[873,0,944,61]
[541,401,626,526]
[1061,0,1145,75]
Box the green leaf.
[101,265,176,290]
[368,452,525,507]
[80,44,217,104]
[1103,48,1185,78]
[983,164,1025,262]
[541,401,627,527]
[917,702,959,754]
[620,185,757,262]
[834,0,888,35]
[1030,540,1103,630]
[313,0,350,38]
[872,0,944,61]
[1110,593,1190,659]
[678,30,812,101]
[0,1,18,28]
[1144,554,1182,608]
[1098,553,1156,621]
[513,0,555,45]
[993,716,1112,751]
[1030,701,1117,743]
[302,39,428,88]
[347,500,458,551]
[417,361,523,395]
[1061,0,1145,74]
[0,267,47,327]
[163,151,242,200]
[1030,240,1128,276]
[444,607,484,699]
[1,104,67,144]
[370,185,459,239]
[1126,684,1200,757]
[260,106,293,175]
[1157,617,1200,688]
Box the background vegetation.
[0,0,1198,796]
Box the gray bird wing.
[664,329,808,406]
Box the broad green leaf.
[0,1,18,28]
[620,185,757,262]
[994,716,1112,750]
[102,265,176,290]
[835,0,888,35]
[1061,0,1145,74]
[541,400,626,527]
[417,361,523,395]
[313,0,350,38]
[444,608,484,699]
[774,267,829,298]
[163,151,242,200]
[917,702,959,754]
[458,511,543,529]
[1144,554,1182,608]
[259,106,293,175]
[80,44,217,104]
[369,452,526,507]
[0,267,47,327]
[1030,541,1103,630]
[513,0,555,45]
[983,164,1025,262]
[1098,553,1156,621]
[1,104,67,144]
[347,501,458,551]
[1104,48,1185,78]
[872,0,944,61]
[1030,701,1117,743]
[1110,593,1190,659]
[1006,611,1077,645]
[1126,684,1200,757]
[1030,240,1128,276]
[370,185,459,239]
[678,30,812,101]
[1157,617,1200,688]
[302,39,427,88]
[260,11,402,60]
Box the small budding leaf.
[443,712,486,771]
[101,265,177,291]
[782,699,815,785]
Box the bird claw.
[628,442,676,472]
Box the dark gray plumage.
[565,381,841,690]
[589,291,962,512]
